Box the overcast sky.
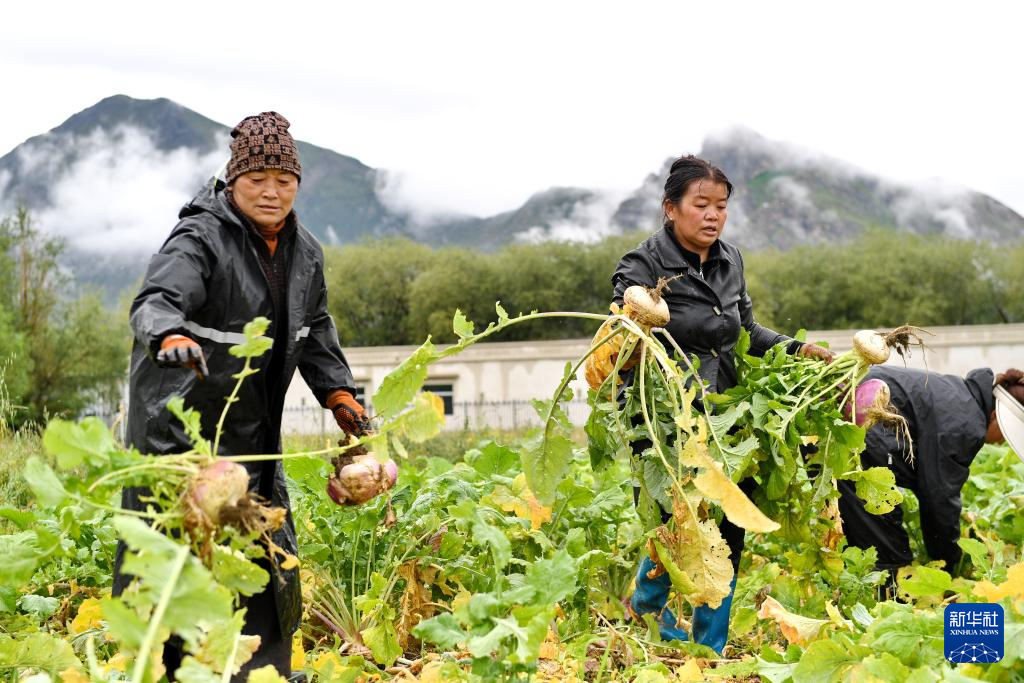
[2,1,1022,218]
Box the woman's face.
[664,178,729,256]
[231,169,299,230]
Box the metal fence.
[281,399,592,437]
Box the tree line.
[2,206,1022,426]
[0,210,128,428]
[325,230,1024,346]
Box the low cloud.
[375,168,472,233]
[18,125,227,253]
[514,190,626,244]
[770,176,813,210]
[891,178,973,238]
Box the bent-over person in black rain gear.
[838,365,1024,595]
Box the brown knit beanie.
[226,111,302,185]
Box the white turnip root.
[185,460,286,549]
[623,284,670,329]
[327,454,398,506]
[585,278,678,390]
[189,459,251,526]
[851,330,890,365]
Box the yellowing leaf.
[538,641,559,660]
[660,493,734,609]
[489,473,553,530]
[651,538,698,599]
[824,601,854,630]
[59,667,90,683]
[312,651,344,677]
[691,449,779,533]
[452,588,472,619]
[70,597,105,634]
[104,653,129,673]
[675,659,703,682]
[245,664,288,682]
[279,554,300,571]
[975,562,1024,601]
[418,661,465,683]
[821,500,844,551]
[291,633,305,672]
[757,595,830,645]
[397,561,438,651]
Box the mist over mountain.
[611,128,1024,250]
[1,96,1021,300]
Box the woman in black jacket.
[118,112,370,681]
[610,155,831,653]
[838,366,1024,593]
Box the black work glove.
[156,335,209,380]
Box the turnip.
[838,376,914,462]
[851,330,890,365]
[623,284,670,328]
[184,459,286,542]
[584,277,681,390]
[327,453,398,506]
[188,459,251,526]
[843,378,890,427]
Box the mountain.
[417,187,607,250]
[611,128,1024,250]
[1,96,1022,299]
[0,95,406,247]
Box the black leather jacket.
[613,227,794,393]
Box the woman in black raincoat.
[838,365,1024,593]
[115,112,370,680]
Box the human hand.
[800,343,835,364]
[330,390,371,437]
[156,334,209,380]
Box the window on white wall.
[423,383,454,415]
[353,384,371,414]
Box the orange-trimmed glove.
[328,389,371,437]
[157,334,209,379]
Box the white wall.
[281,323,1024,435]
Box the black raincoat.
[612,227,796,393]
[116,179,356,642]
[838,365,995,571]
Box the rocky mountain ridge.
[1,95,1021,297]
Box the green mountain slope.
[1,97,1021,301]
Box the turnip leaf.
[23,457,68,509]
[840,467,903,514]
[372,338,438,419]
[42,417,116,469]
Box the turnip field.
[3,307,1024,683]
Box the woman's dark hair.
[662,155,733,229]
[996,368,1024,405]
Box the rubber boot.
[691,575,737,654]
[629,556,690,642]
